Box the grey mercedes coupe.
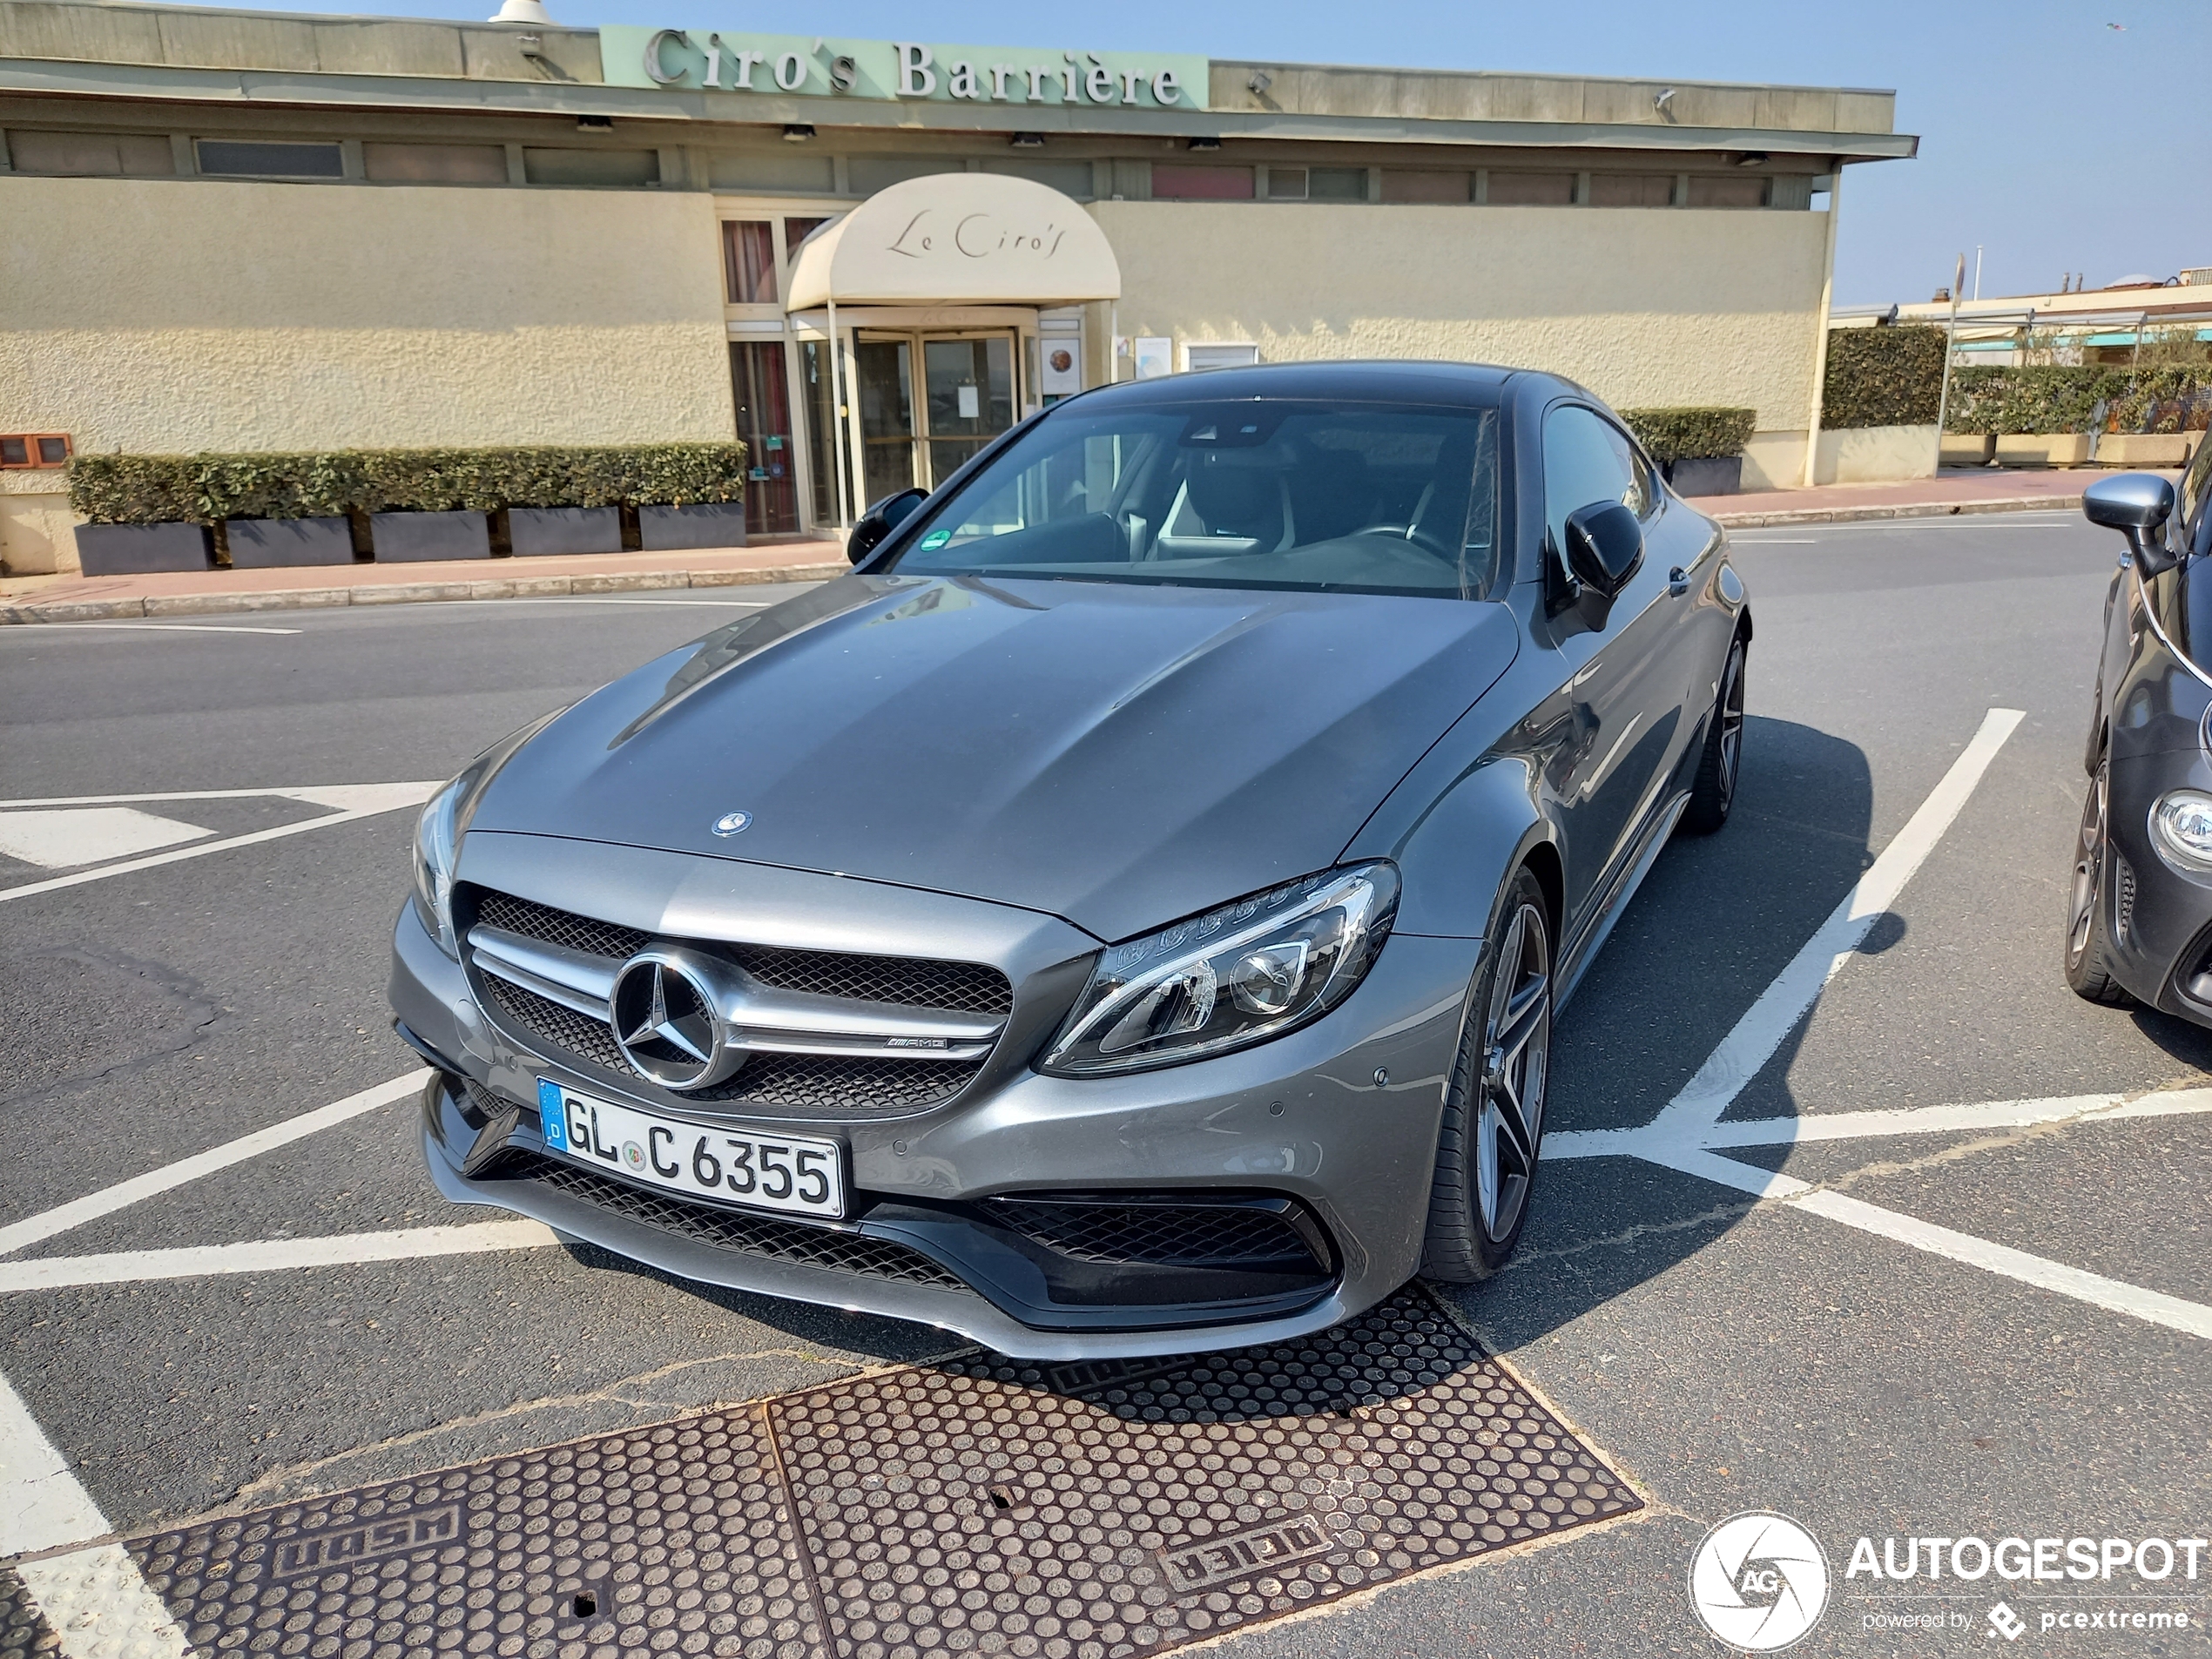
[391,362,1751,1359]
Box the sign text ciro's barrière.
[599,29,1210,111]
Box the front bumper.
[393,847,1480,1360]
[2104,746,2212,1025]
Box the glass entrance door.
[854,337,918,508]
[922,335,1015,483]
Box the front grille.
[469,890,1011,1016]
[474,890,649,962]
[986,1197,1325,1270]
[464,887,1010,1119]
[502,1153,968,1290]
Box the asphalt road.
[0,519,2205,1659]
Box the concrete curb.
[0,558,853,625]
[1707,492,2080,529]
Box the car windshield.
[885,399,1502,599]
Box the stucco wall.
[0,175,735,456]
[1092,200,1828,462]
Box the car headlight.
[1038,863,1399,1077]
[411,776,465,958]
[2149,789,2212,874]
[410,706,574,959]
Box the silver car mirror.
[2083,473,2178,577]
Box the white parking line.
[43,621,301,635]
[1647,707,2024,1139]
[0,1221,558,1293]
[0,1372,109,1556]
[0,1070,429,1258]
[0,782,438,904]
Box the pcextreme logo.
[1690,1512,1833,1650]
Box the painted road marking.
[0,1070,429,1258]
[41,621,302,635]
[0,807,211,869]
[1647,707,2025,1139]
[0,782,438,904]
[0,1221,559,1293]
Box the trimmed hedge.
[68,442,748,526]
[1820,325,1946,429]
[1620,408,1757,462]
[1946,364,2212,436]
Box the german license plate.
[535,1080,845,1219]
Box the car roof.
[1070,360,1554,411]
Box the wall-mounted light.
[1009,132,1045,149]
[783,124,817,143]
[1735,151,1768,167]
[1652,87,1676,122]
[1187,136,1222,152]
[576,113,613,131]
[1247,70,1272,96]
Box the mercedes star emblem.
[609,952,737,1089]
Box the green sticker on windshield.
[919,529,952,550]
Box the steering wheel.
[1348,522,1455,561]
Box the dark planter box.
[369,509,490,563]
[1668,455,1743,497]
[76,521,213,577]
[638,501,749,551]
[225,516,356,569]
[509,506,623,556]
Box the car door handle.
[1668,565,1690,596]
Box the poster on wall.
[1042,341,1083,399]
[1131,337,1174,381]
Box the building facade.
[0,0,1916,573]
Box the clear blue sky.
[279,0,2205,305]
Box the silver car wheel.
[2067,759,2107,964]
[1475,900,1550,1244]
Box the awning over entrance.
[786,173,1120,311]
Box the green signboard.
[600,29,1209,111]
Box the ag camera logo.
[1690,1511,1831,1650]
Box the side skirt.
[1554,790,1690,1013]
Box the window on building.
[730,341,798,536]
[1308,166,1367,201]
[783,216,832,264]
[1686,173,1769,209]
[195,139,343,179]
[1152,164,1255,200]
[801,339,840,525]
[361,143,507,184]
[0,435,71,469]
[1487,172,1576,206]
[522,148,658,187]
[1265,167,1308,200]
[1380,170,1471,205]
[1184,343,1260,372]
[1589,172,1676,207]
[978,158,1095,198]
[723,220,777,303]
[8,131,173,177]
[709,152,834,192]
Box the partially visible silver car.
[391,361,1750,1359]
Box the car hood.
[470,575,1518,942]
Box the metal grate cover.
[106,1291,1636,1659]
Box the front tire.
[2064,752,2132,1004]
[1681,633,1746,835]
[1421,867,1553,1283]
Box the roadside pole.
[1931,253,1964,475]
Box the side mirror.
[847,486,930,563]
[1564,501,1644,597]
[2083,474,2178,576]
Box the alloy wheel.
[2067,759,2108,965]
[1716,645,1746,804]
[1475,900,1551,1243]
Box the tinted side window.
[1543,406,1646,556]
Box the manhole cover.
[118,1290,1635,1658]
